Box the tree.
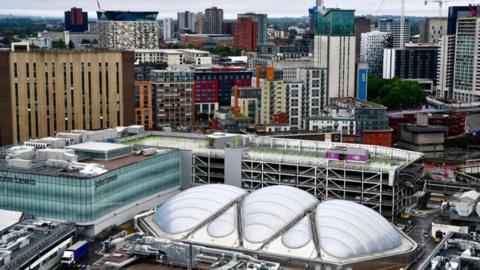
[368,77,426,110]
[52,40,67,49]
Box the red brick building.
[233,18,258,52]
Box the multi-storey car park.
[123,131,424,221]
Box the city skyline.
[0,0,475,18]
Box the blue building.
[64,7,88,32]
[356,63,368,101]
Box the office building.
[238,13,268,45]
[355,17,371,60]
[194,67,252,116]
[97,11,160,50]
[64,7,88,33]
[383,44,439,87]
[285,81,305,129]
[163,18,174,40]
[313,9,356,99]
[125,131,424,222]
[205,7,223,34]
[135,185,418,270]
[453,17,480,102]
[309,98,392,146]
[256,67,286,125]
[0,49,135,146]
[436,6,474,100]
[420,18,447,44]
[195,13,205,34]
[151,69,194,128]
[135,49,184,65]
[178,11,197,33]
[0,138,181,235]
[378,19,410,48]
[134,79,155,130]
[222,22,234,35]
[233,17,258,52]
[360,31,392,77]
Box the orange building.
[362,129,393,147]
[134,80,155,130]
[233,18,258,52]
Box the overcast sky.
[0,0,477,18]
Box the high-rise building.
[205,7,223,34]
[256,67,286,125]
[286,68,328,130]
[97,11,160,50]
[222,22,234,35]
[178,11,197,33]
[453,17,480,102]
[436,6,474,100]
[360,31,392,77]
[152,70,194,128]
[383,44,439,88]
[230,87,262,124]
[233,18,258,52]
[238,13,268,45]
[163,18,174,40]
[313,8,356,99]
[354,17,371,61]
[0,49,135,146]
[378,19,410,48]
[64,7,88,33]
[420,18,447,44]
[195,13,205,34]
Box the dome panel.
[315,200,401,259]
[281,216,312,249]
[242,186,318,245]
[207,206,237,238]
[154,185,246,236]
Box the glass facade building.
[0,150,180,223]
[315,9,355,36]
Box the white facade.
[436,35,456,99]
[383,48,396,79]
[308,118,356,133]
[98,21,160,50]
[163,18,174,41]
[285,81,305,129]
[181,49,212,64]
[360,31,392,77]
[134,49,184,65]
[314,36,356,99]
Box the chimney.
[417,112,429,127]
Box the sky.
[0,0,477,18]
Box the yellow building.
[256,67,286,125]
[0,49,135,145]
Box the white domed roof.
[242,186,318,247]
[153,185,246,237]
[315,200,401,259]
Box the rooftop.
[67,142,131,153]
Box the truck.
[61,240,88,265]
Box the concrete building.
[308,98,392,146]
[205,7,223,34]
[360,31,392,77]
[195,13,205,34]
[233,17,258,52]
[125,131,424,222]
[134,49,184,65]
[238,13,268,45]
[64,7,88,33]
[378,19,410,48]
[420,17,447,44]
[135,184,418,270]
[134,80,155,130]
[0,49,135,146]
[178,11,198,33]
[0,138,181,235]
[355,17,372,61]
[383,44,439,89]
[163,18,174,40]
[453,17,480,102]
[313,8,356,99]
[97,11,160,50]
[256,67,286,125]
[231,87,262,124]
[397,113,447,157]
[151,69,194,128]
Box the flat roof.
[127,136,209,150]
[67,142,132,153]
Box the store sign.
[0,176,36,186]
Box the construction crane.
[424,0,448,17]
